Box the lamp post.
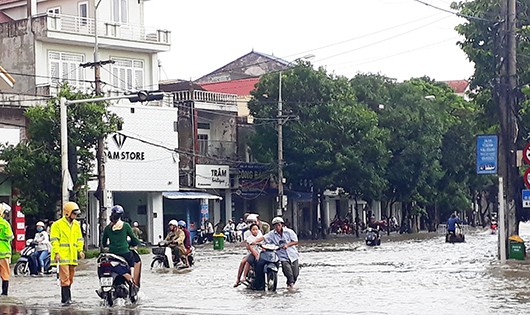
[276,54,314,216]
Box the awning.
[163,191,223,200]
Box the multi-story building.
[0,0,177,245]
[160,80,237,236]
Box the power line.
[315,15,451,63]
[411,0,496,22]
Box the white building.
[0,0,173,245]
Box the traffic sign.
[524,168,530,189]
[524,143,530,165]
[476,135,498,174]
[523,190,530,208]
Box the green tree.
[248,64,389,204]
[0,85,121,220]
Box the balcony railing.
[173,90,238,106]
[46,13,170,45]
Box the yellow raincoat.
[0,217,13,259]
[50,216,84,266]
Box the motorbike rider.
[164,220,184,264]
[50,201,85,305]
[234,222,263,287]
[252,216,299,289]
[176,220,191,268]
[224,219,236,242]
[447,214,461,235]
[236,218,247,242]
[0,202,13,296]
[101,205,142,289]
[32,221,51,275]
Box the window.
[49,51,85,90]
[47,7,61,29]
[48,7,60,14]
[112,0,128,24]
[111,58,144,91]
[78,2,88,25]
[198,134,209,157]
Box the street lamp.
[277,54,314,215]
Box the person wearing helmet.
[251,216,299,290]
[176,220,190,268]
[246,213,270,235]
[32,221,51,275]
[50,201,85,305]
[101,205,142,290]
[131,221,143,241]
[0,202,13,296]
[164,219,184,265]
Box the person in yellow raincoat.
[50,202,85,305]
[0,202,13,296]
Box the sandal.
[233,281,241,287]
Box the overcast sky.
[144,0,474,82]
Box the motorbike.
[192,229,208,245]
[150,241,195,270]
[243,243,280,292]
[365,227,381,246]
[14,239,53,276]
[96,251,139,306]
[490,221,498,234]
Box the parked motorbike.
[192,229,208,245]
[96,252,139,306]
[14,239,53,276]
[150,241,195,270]
[365,227,381,246]
[243,244,280,292]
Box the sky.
[144,0,475,83]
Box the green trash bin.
[213,233,225,250]
[509,236,526,260]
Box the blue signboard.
[523,190,530,208]
[476,135,498,175]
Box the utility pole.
[79,0,114,248]
[497,0,518,260]
[277,71,285,216]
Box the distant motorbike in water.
[14,239,53,276]
[150,241,195,270]
[445,226,465,243]
[490,221,498,234]
[365,227,381,246]
[243,244,280,292]
[96,251,139,306]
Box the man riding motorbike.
[251,216,300,290]
[164,220,185,265]
[100,205,142,291]
[447,214,461,235]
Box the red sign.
[524,168,530,189]
[12,203,25,252]
[524,143,530,165]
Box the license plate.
[100,277,113,287]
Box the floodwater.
[3,224,530,315]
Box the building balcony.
[32,13,170,53]
[173,90,238,113]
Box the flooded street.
[3,224,530,314]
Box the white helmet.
[272,217,284,225]
[168,219,178,227]
[36,221,45,227]
[246,214,258,223]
